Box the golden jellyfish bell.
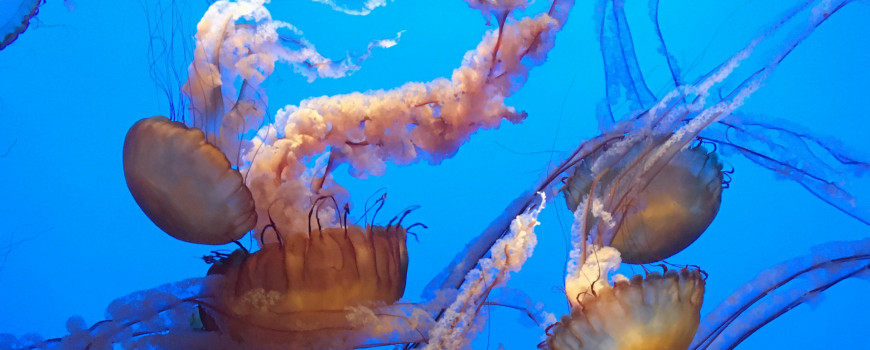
[547,269,706,350]
[563,144,723,264]
[122,116,257,245]
[200,224,409,346]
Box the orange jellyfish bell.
[547,268,706,350]
[122,116,257,245]
[563,143,723,264]
[200,223,410,348]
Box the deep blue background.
[1,1,868,348]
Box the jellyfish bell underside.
[563,143,724,264]
[0,0,43,51]
[547,269,705,350]
[122,116,257,245]
[199,224,409,347]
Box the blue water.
[0,1,868,349]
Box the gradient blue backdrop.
[1,1,868,348]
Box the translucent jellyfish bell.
[122,116,257,245]
[563,143,724,264]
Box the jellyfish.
[0,0,43,51]
[196,221,413,348]
[548,267,706,350]
[122,116,257,245]
[2,0,869,348]
[561,140,724,264]
[545,238,870,350]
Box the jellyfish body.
[547,268,705,350]
[200,224,409,347]
[0,0,42,51]
[563,143,723,264]
[122,116,257,245]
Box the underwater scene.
[1,0,869,349]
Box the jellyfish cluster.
[1,0,869,349]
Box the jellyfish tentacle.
[425,133,621,298]
[702,115,870,225]
[648,0,682,88]
[716,265,867,349]
[691,239,870,350]
[424,193,545,349]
